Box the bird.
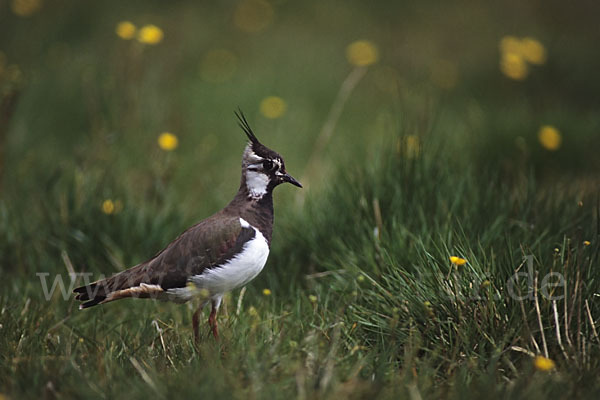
[73,110,302,342]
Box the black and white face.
[243,144,301,199]
[235,110,301,199]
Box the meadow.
[1,0,599,398]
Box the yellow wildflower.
[449,256,467,266]
[137,24,164,45]
[158,132,178,151]
[534,355,556,371]
[538,125,561,151]
[499,36,521,54]
[233,0,274,33]
[520,37,547,65]
[583,241,591,246]
[262,288,272,296]
[11,0,42,17]
[260,96,287,119]
[248,306,259,317]
[116,21,136,40]
[499,36,546,80]
[79,337,84,343]
[102,199,115,215]
[500,52,528,80]
[480,280,491,288]
[346,40,379,67]
[308,295,318,303]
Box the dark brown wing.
[74,214,254,308]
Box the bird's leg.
[208,306,218,340]
[192,300,207,344]
[207,296,223,340]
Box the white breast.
[189,218,270,295]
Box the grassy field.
[1,0,600,398]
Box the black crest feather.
[235,109,259,144]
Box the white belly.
[164,219,270,303]
[190,222,269,295]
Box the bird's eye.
[262,160,274,171]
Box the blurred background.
[1,0,599,273]
[1,1,600,397]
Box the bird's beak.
[283,173,302,188]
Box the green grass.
[2,0,600,399]
[2,121,598,399]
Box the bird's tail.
[73,265,164,309]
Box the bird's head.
[236,110,302,199]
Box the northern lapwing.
[73,111,301,341]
